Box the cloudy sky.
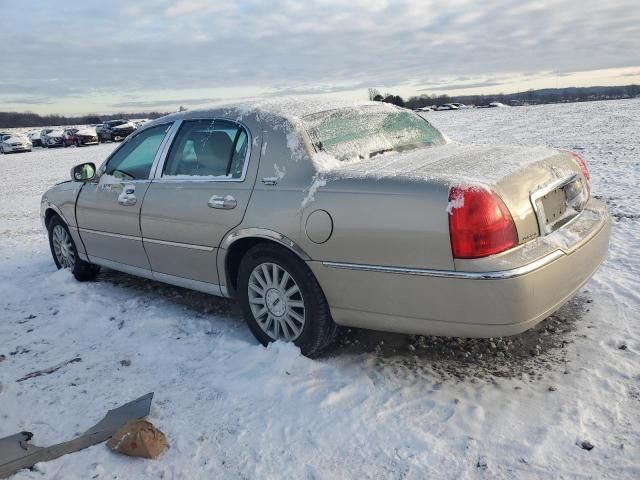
[1,0,639,115]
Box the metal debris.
[0,392,153,478]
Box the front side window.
[104,124,170,181]
[162,119,248,179]
[304,104,446,162]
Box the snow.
[322,141,560,185]
[300,175,327,209]
[446,188,465,214]
[1,99,640,478]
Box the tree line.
[0,111,169,129]
[368,84,640,109]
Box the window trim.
[151,118,253,183]
[96,121,179,183]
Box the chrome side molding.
[221,228,311,261]
[322,250,565,280]
[87,256,228,297]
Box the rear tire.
[237,243,339,357]
[47,215,100,281]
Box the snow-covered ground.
[1,99,639,479]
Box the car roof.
[146,96,397,130]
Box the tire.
[47,215,100,281]
[75,139,81,147]
[237,243,339,357]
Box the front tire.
[48,215,100,281]
[237,243,338,357]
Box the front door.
[76,123,174,270]
[140,119,255,285]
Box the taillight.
[448,186,518,259]
[568,151,590,193]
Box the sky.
[1,0,639,115]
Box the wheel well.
[224,238,269,296]
[225,237,307,297]
[44,208,61,230]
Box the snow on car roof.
[162,96,398,125]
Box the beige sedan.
[41,99,610,356]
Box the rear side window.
[162,119,248,179]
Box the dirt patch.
[334,296,590,381]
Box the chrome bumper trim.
[322,250,565,280]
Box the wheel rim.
[248,262,305,341]
[52,225,76,269]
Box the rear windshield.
[303,105,446,161]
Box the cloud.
[110,97,220,108]
[420,81,504,91]
[0,0,638,113]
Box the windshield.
[108,120,127,127]
[303,105,446,161]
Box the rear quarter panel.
[298,177,454,270]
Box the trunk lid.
[329,142,589,243]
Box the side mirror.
[71,162,96,182]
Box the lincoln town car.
[41,99,610,356]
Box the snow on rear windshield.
[303,105,446,162]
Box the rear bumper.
[309,199,611,338]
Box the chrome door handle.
[118,184,137,206]
[208,195,237,209]
[118,194,137,206]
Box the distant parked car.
[488,102,508,108]
[98,120,136,142]
[449,103,470,109]
[434,104,459,111]
[28,131,42,147]
[0,133,32,154]
[413,106,432,112]
[132,119,151,129]
[41,128,64,148]
[62,127,99,147]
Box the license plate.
[539,187,567,225]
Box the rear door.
[75,123,175,270]
[140,119,254,285]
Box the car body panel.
[140,114,262,284]
[309,199,609,336]
[76,179,152,269]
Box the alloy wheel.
[52,225,76,269]
[248,262,305,341]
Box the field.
[1,99,639,479]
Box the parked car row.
[413,102,509,113]
[2,119,151,154]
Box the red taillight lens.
[448,186,518,259]
[568,151,590,193]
